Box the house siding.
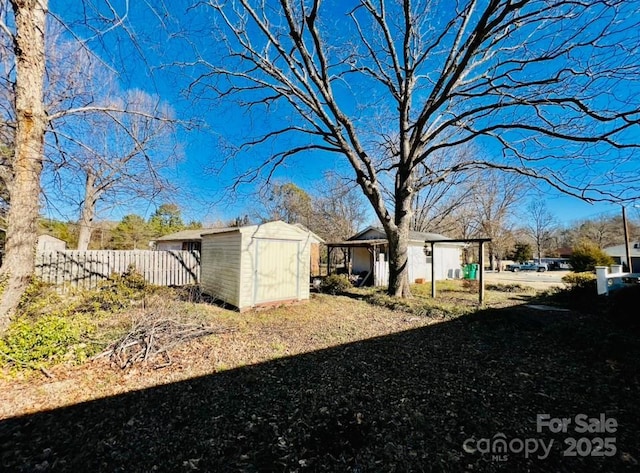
[201,232,242,307]
[156,241,183,251]
[352,247,371,274]
[347,227,463,283]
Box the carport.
[424,237,492,304]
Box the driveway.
[483,269,570,290]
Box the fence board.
[35,250,201,290]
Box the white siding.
[201,221,312,310]
[253,239,300,303]
[408,245,428,281]
[200,231,242,307]
[432,244,462,280]
[352,247,371,274]
[156,241,183,251]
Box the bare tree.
[52,90,177,250]
[410,149,476,235]
[313,172,367,242]
[0,0,48,330]
[190,0,640,297]
[257,182,314,226]
[525,200,557,262]
[0,2,175,327]
[470,172,524,269]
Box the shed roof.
[201,220,324,243]
[155,221,325,243]
[154,228,214,241]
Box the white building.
[603,242,640,272]
[328,227,465,286]
[200,221,322,311]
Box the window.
[182,241,201,252]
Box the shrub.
[558,272,603,313]
[319,274,352,295]
[0,314,94,370]
[17,278,63,319]
[562,272,597,290]
[569,240,614,272]
[78,266,148,312]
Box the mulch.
[1,305,639,472]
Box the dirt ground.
[1,286,638,472]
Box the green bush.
[562,272,597,290]
[569,240,614,272]
[17,278,63,319]
[78,266,148,312]
[319,274,352,295]
[0,314,93,370]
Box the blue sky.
[43,0,640,230]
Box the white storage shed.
[200,221,318,311]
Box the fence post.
[610,264,623,274]
[595,266,609,296]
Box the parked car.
[507,262,548,272]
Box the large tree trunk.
[76,172,98,250]
[0,0,48,332]
[386,220,412,298]
[385,173,414,298]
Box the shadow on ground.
[1,305,639,472]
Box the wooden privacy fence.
[35,250,201,289]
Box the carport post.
[431,242,436,298]
[479,241,485,304]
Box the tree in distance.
[188,0,640,297]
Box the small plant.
[462,279,479,291]
[0,314,94,370]
[319,274,352,295]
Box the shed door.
[254,239,300,304]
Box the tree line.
[2,0,640,331]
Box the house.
[327,227,464,286]
[603,242,640,272]
[37,234,67,252]
[153,229,211,251]
[200,221,323,311]
[0,230,66,253]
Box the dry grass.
[0,280,529,418]
[2,281,637,472]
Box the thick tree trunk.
[0,0,48,332]
[76,173,98,250]
[386,220,412,297]
[386,172,414,298]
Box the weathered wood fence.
[35,250,201,289]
